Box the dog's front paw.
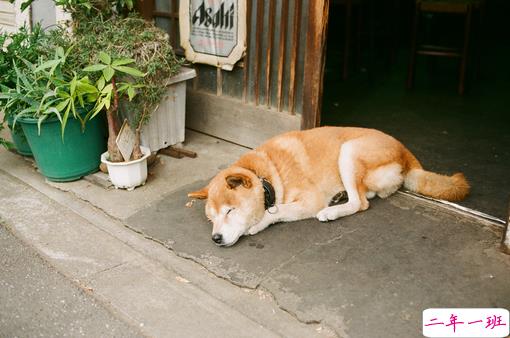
[316,207,339,222]
[248,226,262,235]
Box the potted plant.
[64,14,186,189]
[0,24,49,156]
[1,47,107,181]
[5,0,187,185]
[66,14,188,153]
[83,52,151,190]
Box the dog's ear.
[226,173,252,189]
[188,187,208,199]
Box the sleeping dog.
[189,127,469,247]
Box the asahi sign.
[180,0,246,71]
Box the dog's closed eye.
[226,208,235,215]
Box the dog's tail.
[402,148,470,201]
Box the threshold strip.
[398,190,506,227]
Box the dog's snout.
[212,233,223,244]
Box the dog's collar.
[260,177,276,210]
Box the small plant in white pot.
[85,52,150,190]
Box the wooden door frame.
[302,0,330,129]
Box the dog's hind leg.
[366,191,376,199]
[317,141,368,222]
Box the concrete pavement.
[0,139,329,337]
[0,224,142,337]
[126,179,510,337]
[0,130,509,337]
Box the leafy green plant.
[84,52,144,117]
[0,24,48,91]
[63,15,182,124]
[83,52,145,162]
[5,0,183,162]
[0,47,100,137]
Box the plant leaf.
[70,76,77,96]
[37,115,47,135]
[56,47,64,58]
[112,65,145,77]
[76,81,97,94]
[90,101,105,119]
[127,86,135,101]
[99,52,111,65]
[97,77,105,91]
[34,59,60,73]
[101,83,113,94]
[61,102,71,139]
[55,98,70,112]
[104,92,111,109]
[103,66,114,81]
[83,64,107,72]
[20,0,33,12]
[112,58,135,67]
[45,107,62,123]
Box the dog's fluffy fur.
[189,127,470,246]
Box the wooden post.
[302,0,329,129]
[136,0,155,21]
[501,200,510,255]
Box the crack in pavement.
[16,172,342,336]
[118,223,341,335]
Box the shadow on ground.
[127,181,510,337]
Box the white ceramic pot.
[101,146,151,190]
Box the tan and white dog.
[189,127,470,247]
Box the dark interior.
[322,0,510,219]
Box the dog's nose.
[212,233,223,244]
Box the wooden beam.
[265,0,276,108]
[186,90,300,148]
[302,0,329,129]
[288,0,302,114]
[276,0,289,112]
[243,0,253,103]
[254,0,264,106]
[216,67,223,96]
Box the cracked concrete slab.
[2,128,509,337]
[261,198,510,337]
[0,159,329,337]
[126,180,353,288]
[126,180,510,337]
[84,260,284,338]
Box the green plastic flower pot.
[19,114,107,182]
[7,116,32,156]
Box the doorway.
[321,0,510,219]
